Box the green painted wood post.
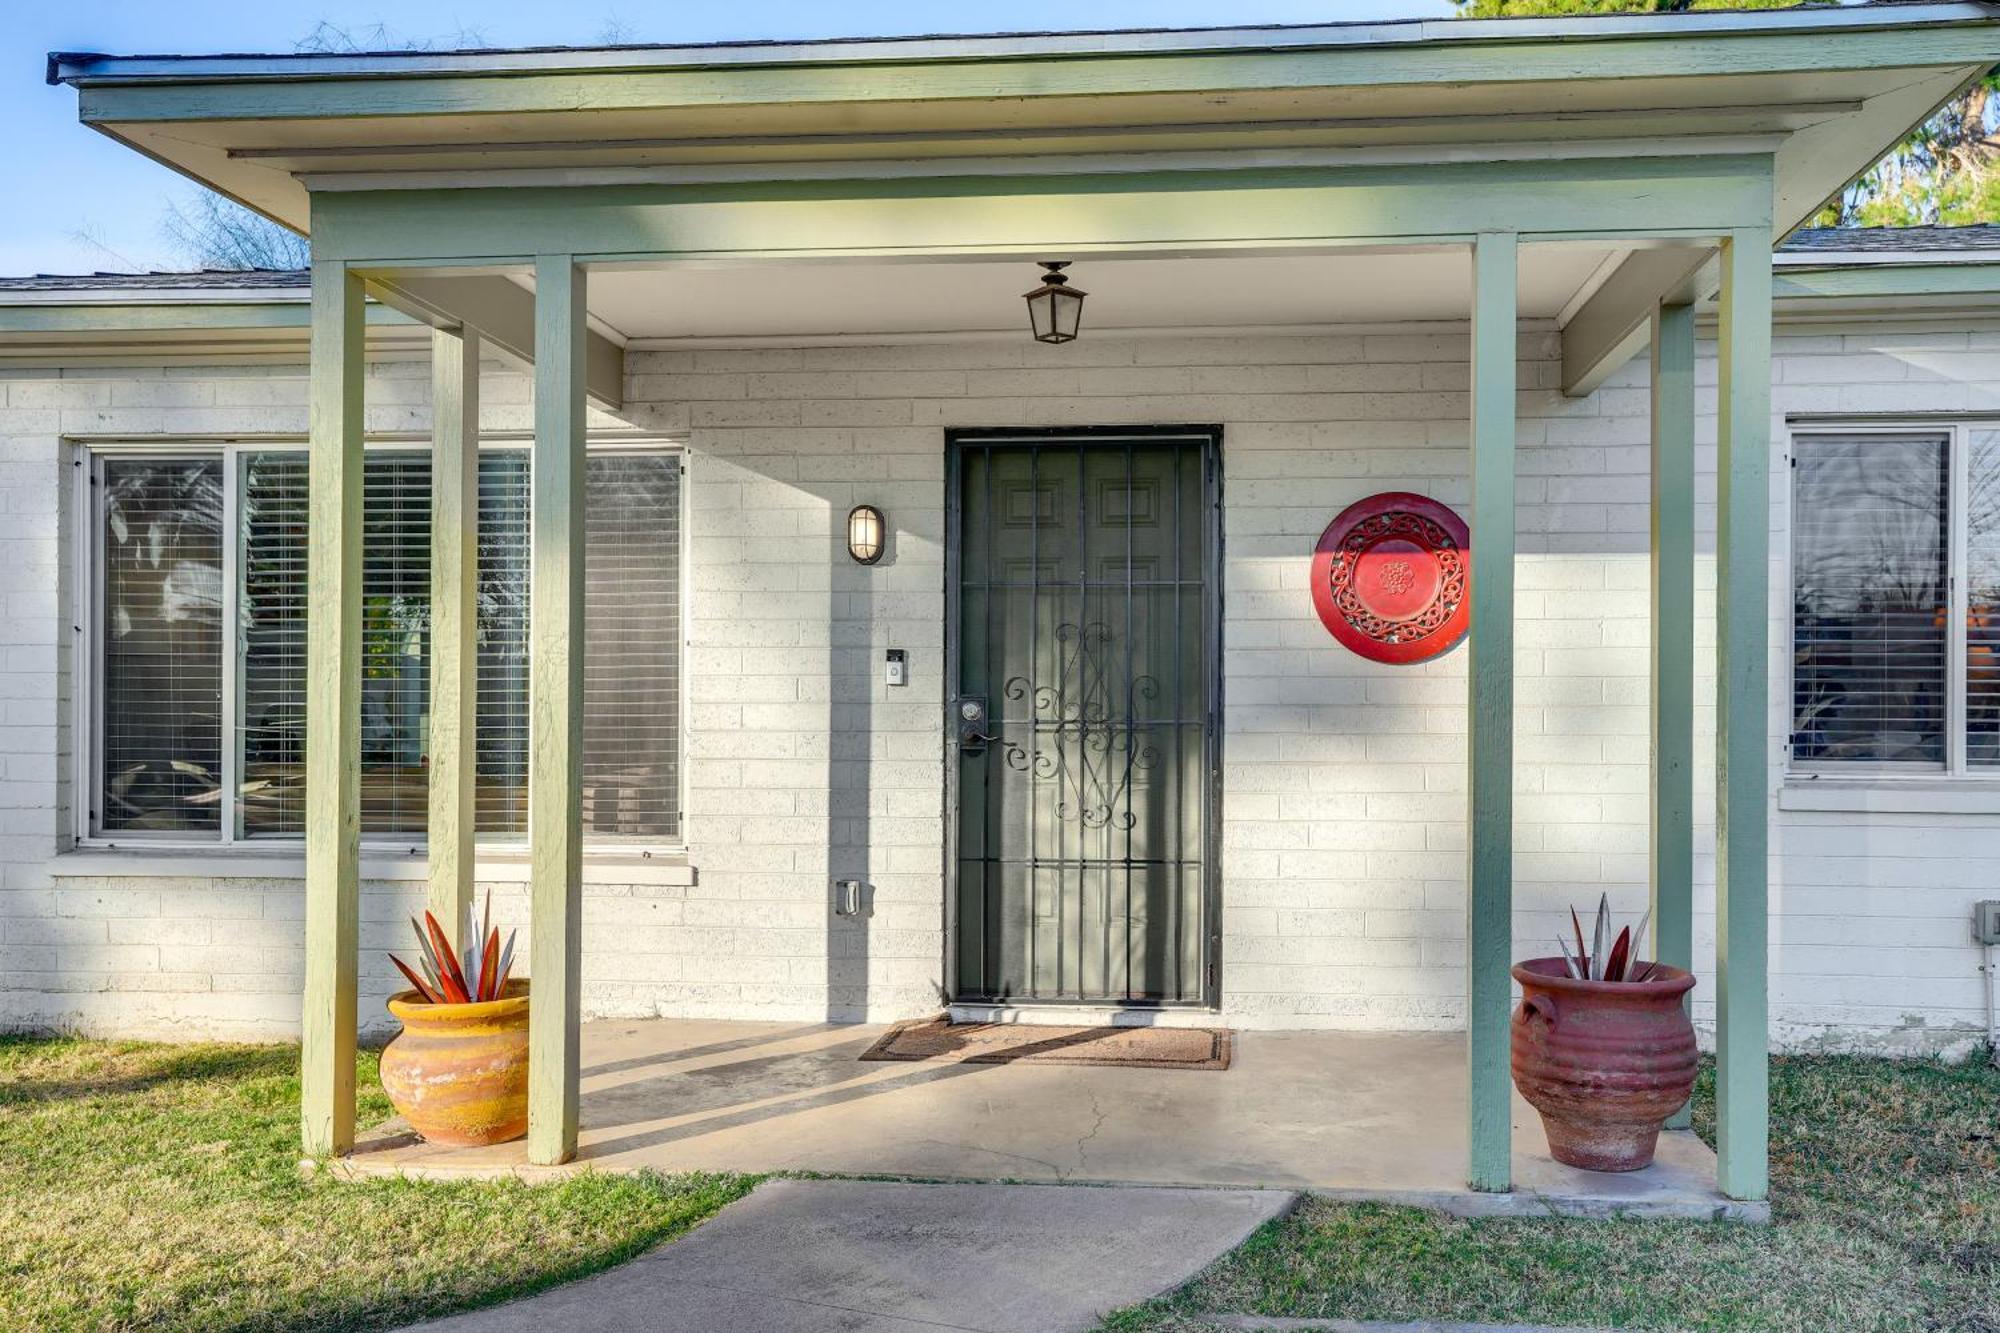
[1650,300,1697,1133]
[1467,232,1518,1194]
[527,257,587,1167]
[300,260,365,1158]
[429,326,480,947]
[1716,227,1772,1202]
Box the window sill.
[48,846,695,887]
[1779,779,2000,815]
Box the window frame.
[70,433,690,855]
[1786,419,1976,779]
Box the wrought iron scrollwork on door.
[1000,621,1160,829]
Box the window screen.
[141,443,681,842]
[1969,431,2000,767]
[476,452,531,835]
[360,454,433,833]
[98,457,225,833]
[239,452,307,836]
[583,453,682,840]
[1791,434,1949,767]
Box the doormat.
[859,1017,1232,1070]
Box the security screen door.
[949,429,1219,1006]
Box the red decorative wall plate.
[1311,492,1471,664]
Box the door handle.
[957,697,994,750]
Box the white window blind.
[240,451,435,836]
[476,451,532,836]
[583,453,682,841]
[1791,434,1949,768]
[93,442,681,845]
[239,452,307,835]
[361,454,433,833]
[1967,430,2000,768]
[97,457,225,834]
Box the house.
[6,3,2000,1199]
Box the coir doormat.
[859,1017,1232,1070]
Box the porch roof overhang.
[0,280,425,367]
[42,3,2000,396]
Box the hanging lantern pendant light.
[1024,261,1086,344]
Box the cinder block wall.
[0,325,1993,1051]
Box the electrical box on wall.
[885,649,908,687]
[1975,900,2000,945]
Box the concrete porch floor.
[335,1019,1766,1222]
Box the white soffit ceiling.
[585,247,1617,342]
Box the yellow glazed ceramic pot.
[378,979,529,1147]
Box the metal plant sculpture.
[388,891,516,1004]
[1555,893,1654,984]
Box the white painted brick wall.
[0,324,1993,1051]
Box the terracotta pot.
[378,979,529,1147]
[1510,957,1697,1172]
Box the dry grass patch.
[0,1036,753,1332]
[1104,1055,2000,1333]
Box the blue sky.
[10,0,1456,276]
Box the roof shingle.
[0,269,307,292]
[1780,226,2000,255]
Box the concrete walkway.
[398,1178,1294,1333]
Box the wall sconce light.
[847,504,886,564]
[1024,261,1086,344]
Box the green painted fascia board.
[1772,263,2000,301]
[315,154,1775,263]
[73,26,2000,125]
[0,301,414,334]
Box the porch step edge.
[947,1003,1225,1029]
[1302,1183,1770,1225]
[1202,1317,1617,1332]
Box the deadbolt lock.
[957,696,995,749]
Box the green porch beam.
[365,271,623,408]
[1715,226,1773,1202]
[300,260,365,1158]
[1560,246,1716,399]
[309,154,1776,264]
[1771,262,2000,301]
[526,256,587,1167]
[71,22,2000,125]
[1650,299,1697,1134]
[428,326,480,952]
[1467,230,1518,1194]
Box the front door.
[948,428,1219,1006]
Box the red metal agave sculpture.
[388,892,516,1005]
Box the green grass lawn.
[1104,1054,2000,1333]
[0,1035,754,1333]
[7,1036,1994,1333]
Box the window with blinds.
[239,452,308,835]
[1968,431,2000,769]
[476,452,532,836]
[97,457,225,833]
[92,442,682,845]
[1791,434,1949,768]
[583,453,682,841]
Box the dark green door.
[950,430,1218,1006]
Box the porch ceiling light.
[847,504,886,565]
[1024,261,1086,344]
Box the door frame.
[941,424,1225,1009]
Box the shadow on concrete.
[583,1052,994,1159]
[579,1024,837,1079]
